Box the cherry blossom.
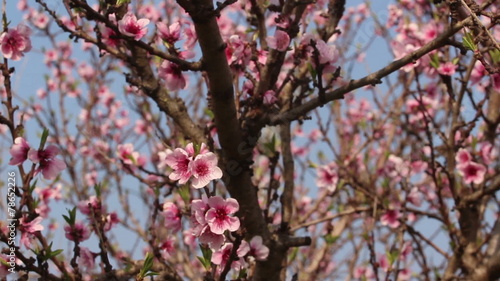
[78,247,96,270]
[19,216,44,248]
[0,23,32,60]
[118,12,150,40]
[9,137,31,165]
[205,196,240,235]
[455,148,487,185]
[189,152,223,189]
[104,212,120,231]
[28,145,67,180]
[437,62,457,76]
[380,209,402,229]
[78,196,104,215]
[116,143,143,166]
[248,236,270,261]
[158,60,187,91]
[162,202,182,232]
[266,29,290,52]
[458,162,487,185]
[263,90,278,105]
[157,21,182,45]
[164,147,192,184]
[64,221,91,242]
[211,242,248,271]
[316,164,339,192]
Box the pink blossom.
[164,147,192,184]
[380,209,401,228]
[0,253,14,277]
[386,155,410,178]
[189,153,223,189]
[354,266,375,279]
[138,4,161,22]
[117,143,141,166]
[9,137,31,165]
[17,0,28,11]
[407,187,422,207]
[19,216,44,248]
[458,162,486,185]
[64,221,91,242]
[104,212,120,231]
[205,196,240,235]
[470,61,486,84]
[378,254,391,272]
[78,62,96,81]
[211,242,247,271]
[198,228,226,250]
[160,237,176,259]
[316,164,338,192]
[0,24,32,61]
[118,12,150,40]
[315,39,338,65]
[263,90,278,105]
[248,236,269,261]
[266,29,290,52]
[28,145,67,180]
[101,26,120,47]
[480,142,497,165]
[437,62,457,76]
[185,142,209,156]
[158,60,187,91]
[31,11,49,29]
[182,21,198,49]
[78,196,104,215]
[162,202,182,232]
[78,247,96,270]
[157,21,182,45]
[455,148,472,164]
[36,184,62,203]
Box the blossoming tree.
[1,0,499,280]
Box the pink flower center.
[7,36,22,49]
[464,165,479,176]
[195,162,209,176]
[125,23,142,35]
[215,208,228,221]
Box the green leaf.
[116,0,130,6]
[29,180,38,193]
[197,245,212,270]
[47,249,63,259]
[196,256,211,270]
[489,49,500,64]
[462,32,477,51]
[138,253,158,278]
[204,108,214,119]
[178,184,191,204]
[39,128,50,150]
[429,54,440,68]
[387,250,399,265]
[62,207,77,225]
[307,63,317,80]
[323,234,339,245]
[94,183,102,197]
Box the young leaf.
[462,32,477,51]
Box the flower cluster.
[211,236,270,273]
[118,12,150,40]
[190,195,240,249]
[160,143,223,189]
[9,137,66,180]
[0,23,32,61]
[455,148,487,185]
